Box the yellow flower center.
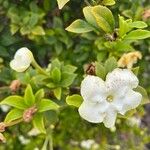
[106,95,113,102]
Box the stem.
[49,132,53,150]
[32,59,49,76]
[41,136,49,150]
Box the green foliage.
[66,19,94,33]
[45,59,77,99]
[4,109,23,123]
[57,0,70,9]
[0,0,150,149]
[66,94,83,107]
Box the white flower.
[19,135,30,145]
[127,117,141,127]
[28,128,40,136]
[78,68,142,128]
[80,139,95,149]
[10,47,33,72]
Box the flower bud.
[9,80,21,92]
[0,122,6,132]
[23,106,37,122]
[10,47,33,72]
[0,133,6,143]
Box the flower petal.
[81,75,107,103]
[78,101,108,123]
[119,90,142,115]
[103,108,117,128]
[10,47,33,72]
[15,47,33,64]
[106,68,139,89]
[10,60,30,72]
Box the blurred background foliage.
[0,0,150,149]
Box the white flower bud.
[10,47,33,72]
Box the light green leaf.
[4,109,23,123]
[95,62,106,80]
[129,21,147,29]
[104,57,117,73]
[114,40,134,52]
[33,113,46,134]
[24,85,35,106]
[51,67,61,83]
[61,73,76,87]
[119,16,131,38]
[57,0,69,9]
[46,82,56,88]
[132,67,139,76]
[10,24,19,35]
[53,87,62,100]
[134,86,149,105]
[0,96,27,110]
[62,65,77,73]
[124,29,150,40]
[83,6,99,29]
[38,99,59,112]
[92,5,115,33]
[31,26,45,35]
[66,94,83,107]
[35,89,44,103]
[102,0,115,6]
[66,19,94,33]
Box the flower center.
[106,95,113,102]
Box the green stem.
[6,118,23,127]
[32,59,49,76]
[41,136,49,150]
[48,131,53,150]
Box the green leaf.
[51,67,61,83]
[92,5,115,33]
[102,0,115,6]
[66,19,94,33]
[38,99,59,112]
[0,96,27,110]
[104,57,117,73]
[119,16,131,38]
[33,113,46,134]
[24,85,35,106]
[46,82,56,88]
[62,65,77,73]
[53,87,62,100]
[132,67,139,76]
[57,0,69,9]
[95,62,106,80]
[51,59,61,70]
[31,26,45,35]
[129,21,147,29]
[35,89,44,103]
[4,109,23,123]
[61,73,76,87]
[10,24,19,35]
[124,29,150,40]
[83,6,99,29]
[114,40,134,52]
[134,86,149,105]
[66,94,83,107]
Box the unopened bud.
[143,9,150,20]
[23,106,37,122]
[85,63,96,75]
[0,122,6,132]
[9,80,21,92]
[0,133,6,143]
